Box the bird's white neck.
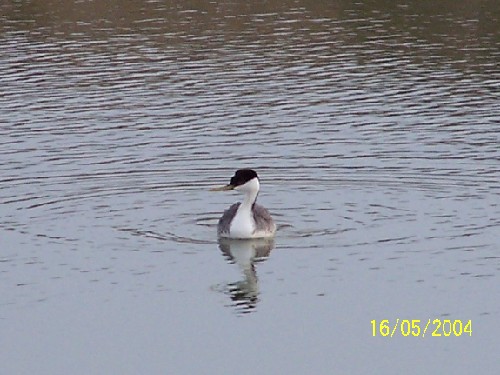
[229,178,260,238]
[241,187,258,209]
[235,177,260,208]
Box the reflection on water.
[0,0,499,374]
[218,238,274,314]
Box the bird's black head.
[229,169,258,187]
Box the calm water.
[1,1,499,374]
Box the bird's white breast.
[229,204,255,238]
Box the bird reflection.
[218,237,275,314]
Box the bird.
[211,169,276,239]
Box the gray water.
[1,1,499,374]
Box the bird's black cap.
[229,169,258,187]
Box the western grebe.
[211,169,276,239]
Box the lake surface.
[1,1,499,374]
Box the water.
[1,1,499,374]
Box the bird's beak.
[210,184,235,191]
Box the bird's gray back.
[217,202,240,237]
[252,203,276,234]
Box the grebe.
[212,169,276,239]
